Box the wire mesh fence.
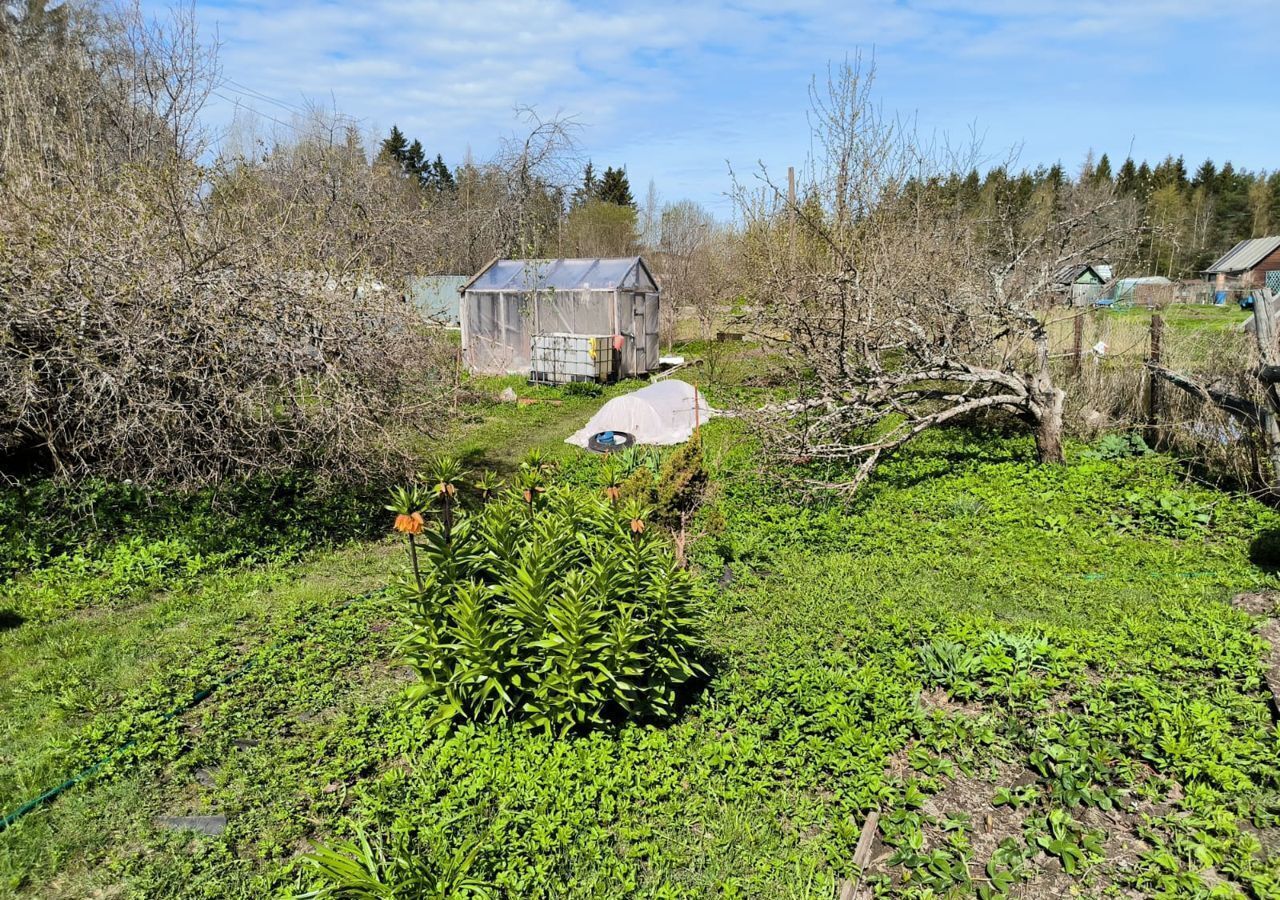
[1050,304,1272,488]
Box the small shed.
[1052,264,1108,306]
[406,275,467,327]
[460,257,660,379]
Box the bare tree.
[0,1,455,486]
[737,61,1139,490]
[655,200,715,343]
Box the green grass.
[1104,302,1251,333]
[3,378,1280,897]
[438,374,645,475]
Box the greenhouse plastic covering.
[566,380,716,447]
[467,258,655,292]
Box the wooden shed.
[1204,236,1280,300]
[459,257,661,381]
[1052,264,1108,307]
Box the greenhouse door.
[632,292,648,374]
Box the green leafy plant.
[396,482,706,734]
[1113,489,1212,537]
[1023,808,1103,875]
[473,470,503,503]
[301,826,490,898]
[561,380,602,398]
[1082,432,1150,461]
[423,456,465,543]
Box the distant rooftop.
[1204,236,1280,274]
[1052,263,1106,285]
[463,257,658,292]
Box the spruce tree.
[406,139,427,182]
[1192,159,1217,190]
[598,166,635,208]
[430,155,455,191]
[1094,153,1113,184]
[381,126,409,166]
[1116,158,1138,194]
[574,161,598,208]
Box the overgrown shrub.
[1,3,456,486]
[610,443,708,529]
[393,478,705,735]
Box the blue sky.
[167,0,1280,216]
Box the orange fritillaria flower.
[630,518,645,534]
[604,486,621,502]
[394,512,424,535]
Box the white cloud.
[171,0,1280,209]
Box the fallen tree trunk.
[1144,364,1266,425]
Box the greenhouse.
[459,257,661,381]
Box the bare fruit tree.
[654,200,716,344]
[737,61,1139,490]
[0,2,455,485]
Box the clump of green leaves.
[1112,489,1212,537]
[395,479,706,735]
[302,826,490,898]
[560,380,602,398]
[1082,432,1150,461]
[1023,808,1104,875]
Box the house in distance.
[459,257,661,384]
[1203,236,1280,301]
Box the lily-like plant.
[395,483,704,735]
[600,458,624,505]
[423,455,465,544]
[386,484,429,591]
[473,470,504,503]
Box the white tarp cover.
[566,380,716,447]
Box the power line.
[212,91,301,135]
[221,77,306,115]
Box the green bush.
[610,443,708,529]
[560,380,603,398]
[395,484,706,735]
[1249,529,1280,570]
[655,441,708,526]
[1082,432,1151,461]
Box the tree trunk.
[1029,341,1066,464]
[1033,393,1065,464]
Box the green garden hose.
[0,588,381,833]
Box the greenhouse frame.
[459,257,661,379]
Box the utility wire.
[222,77,306,114]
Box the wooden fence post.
[1071,313,1084,377]
[1147,314,1164,448]
[1251,290,1280,485]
